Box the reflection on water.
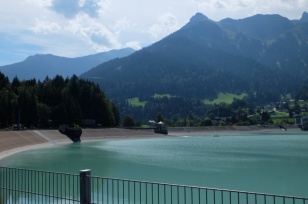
[0,130,308,197]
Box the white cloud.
[125,41,141,50]
[0,0,307,65]
[148,13,180,40]
[30,18,61,35]
[25,0,52,8]
[67,13,122,52]
[50,0,109,18]
[193,0,307,20]
[113,18,131,33]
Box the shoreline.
[0,125,301,161]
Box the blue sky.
[0,0,307,66]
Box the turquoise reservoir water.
[1,130,308,197]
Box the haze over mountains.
[0,48,135,81]
[81,12,308,103]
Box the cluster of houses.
[217,99,308,127]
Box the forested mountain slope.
[82,12,308,103]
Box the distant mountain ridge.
[81,12,308,104]
[0,48,135,81]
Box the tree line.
[0,72,119,129]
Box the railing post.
[80,169,91,204]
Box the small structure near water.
[59,125,82,142]
[153,121,168,135]
[294,115,308,130]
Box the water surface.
[1,130,307,197]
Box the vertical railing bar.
[46,171,48,203]
[73,173,75,202]
[7,168,10,203]
[48,171,50,203]
[56,172,58,204]
[102,178,105,203]
[128,181,130,204]
[214,190,216,204]
[191,187,193,204]
[107,178,109,204]
[198,188,201,204]
[146,182,148,204]
[68,173,70,203]
[112,179,114,204]
[170,185,173,204]
[177,186,179,204]
[255,194,257,204]
[34,169,36,203]
[118,179,120,204]
[122,181,125,204]
[152,183,154,204]
[11,169,13,203]
[10,168,13,203]
[7,168,9,203]
[55,172,57,203]
[1,168,3,204]
[4,167,6,204]
[57,172,59,204]
[38,172,44,203]
[15,168,18,203]
[27,169,29,203]
[89,176,92,204]
[140,182,142,204]
[28,170,34,204]
[70,173,72,203]
[237,192,239,204]
[15,168,17,203]
[0,167,1,204]
[58,172,60,204]
[28,169,30,204]
[164,184,166,204]
[13,168,15,202]
[222,190,224,204]
[61,172,63,203]
[158,184,160,204]
[9,169,14,202]
[98,177,100,203]
[3,167,4,204]
[13,169,15,204]
[53,172,55,203]
[60,173,62,203]
[206,189,208,204]
[134,181,136,204]
[20,170,22,201]
[184,186,186,204]
[61,173,63,203]
[264,195,266,204]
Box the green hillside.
[203,93,247,105]
[81,12,308,122]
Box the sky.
[0,0,307,66]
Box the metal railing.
[0,167,80,203]
[0,167,307,204]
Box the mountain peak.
[300,11,308,22]
[189,12,211,24]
